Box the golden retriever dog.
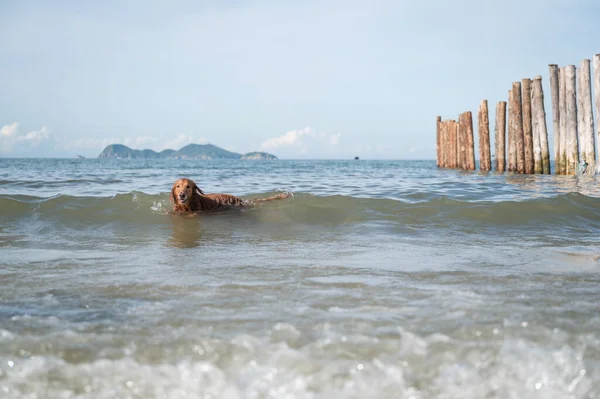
[170,178,291,213]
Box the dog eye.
[186,185,190,188]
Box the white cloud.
[1,122,19,137]
[260,126,342,157]
[260,126,314,150]
[1,123,52,152]
[22,126,50,144]
[330,132,342,145]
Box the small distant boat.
[76,155,86,159]
[354,156,360,160]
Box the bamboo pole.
[594,54,600,165]
[512,82,525,173]
[465,111,476,170]
[507,89,516,172]
[522,78,534,174]
[549,65,560,174]
[559,67,567,174]
[478,100,491,171]
[580,59,596,166]
[532,76,550,174]
[565,65,579,174]
[495,101,507,172]
[436,116,441,167]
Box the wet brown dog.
[170,178,291,212]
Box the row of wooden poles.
[436,55,600,174]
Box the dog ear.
[193,182,205,196]
[170,186,177,203]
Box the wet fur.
[170,178,291,213]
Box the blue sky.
[1,0,599,159]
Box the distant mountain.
[172,144,240,159]
[98,144,160,159]
[98,143,278,160]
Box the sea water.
[1,158,599,398]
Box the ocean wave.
[2,192,600,231]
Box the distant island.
[98,144,278,160]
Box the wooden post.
[454,120,460,168]
[531,78,542,174]
[436,116,442,167]
[532,76,550,174]
[507,89,516,172]
[580,59,596,166]
[522,78,534,174]
[577,66,585,162]
[478,100,491,171]
[565,65,579,174]
[549,65,560,174]
[559,67,567,174]
[511,82,525,173]
[448,120,456,168]
[594,54,600,164]
[495,101,507,172]
[442,121,448,168]
[464,111,476,170]
[458,114,466,170]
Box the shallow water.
[1,159,600,398]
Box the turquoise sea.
[1,158,600,398]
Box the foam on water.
[0,322,595,398]
[2,159,600,398]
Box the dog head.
[171,178,204,206]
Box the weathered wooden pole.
[449,120,456,168]
[565,65,579,174]
[532,76,550,174]
[453,120,460,168]
[511,82,525,173]
[507,89,516,172]
[464,111,476,170]
[531,79,542,174]
[594,54,600,163]
[549,65,560,174]
[458,113,466,170]
[478,100,491,171]
[579,59,596,166]
[439,120,444,167]
[558,67,567,174]
[495,101,507,172]
[577,67,585,162]
[442,121,448,168]
[522,78,534,174]
[449,119,456,168]
[436,116,442,167]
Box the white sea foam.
[0,324,595,399]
